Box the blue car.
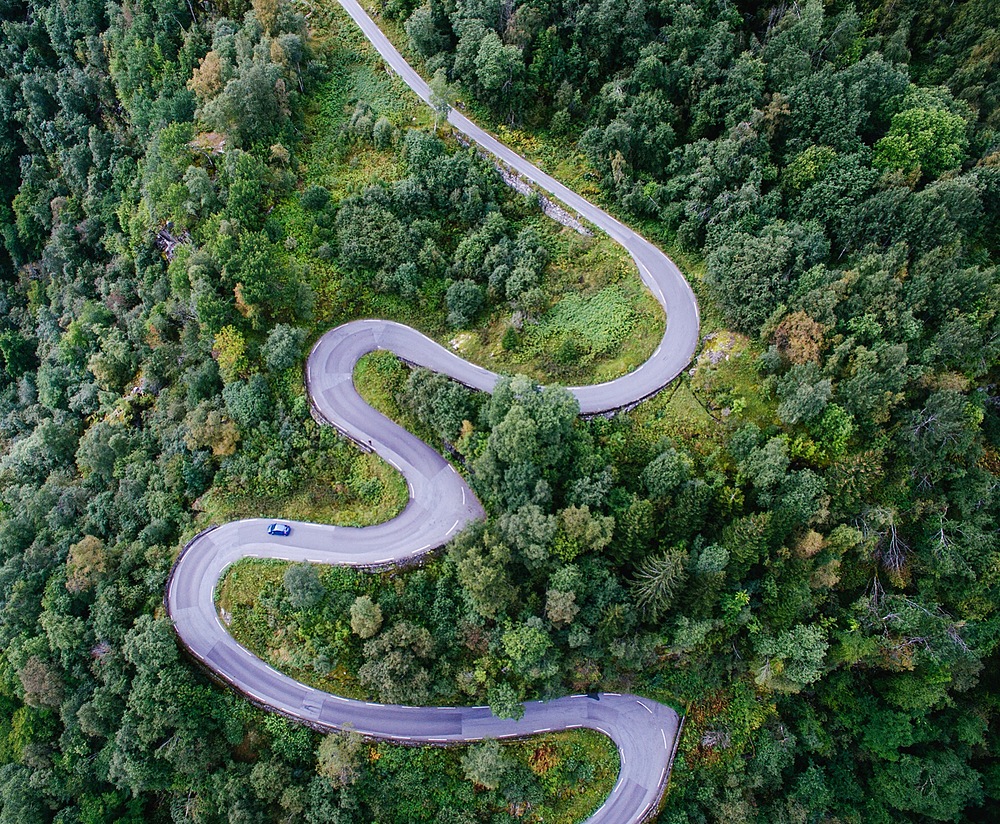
[267,522,291,537]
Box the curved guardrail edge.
[162,523,220,612]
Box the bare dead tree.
[854,506,909,573]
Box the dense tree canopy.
[0,0,998,821]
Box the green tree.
[203,51,287,147]
[350,595,383,639]
[706,222,829,336]
[473,31,525,119]
[870,749,982,821]
[642,447,690,498]
[460,739,510,790]
[905,390,982,485]
[452,527,518,620]
[486,681,523,720]
[213,326,249,384]
[316,732,365,787]
[65,535,108,593]
[446,279,484,327]
[0,331,36,380]
[777,361,832,425]
[406,5,446,60]
[552,505,614,562]
[474,376,578,510]
[429,67,452,131]
[501,620,551,674]
[264,324,306,373]
[17,657,64,709]
[753,624,828,693]
[875,106,969,180]
[284,563,325,610]
[632,548,689,617]
[545,588,578,627]
[358,621,434,704]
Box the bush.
[300,185,331,211]
[446,279,484,327]
[284,563,324,610]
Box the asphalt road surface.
[166,2,699,821]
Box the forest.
[0,0,998,821]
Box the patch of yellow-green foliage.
[198,447,407,529]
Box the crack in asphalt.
[165,2,699,820]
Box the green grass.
[452,221,664,383]
[689,332,777,429]
[352,348,462,457]
[197,447,408,529]
[626,376,719,450]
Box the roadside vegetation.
[278,2,663,385]
[0,0,998,822]
[216,557,619,824]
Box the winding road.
[166,2,699,821]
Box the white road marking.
[637,700,653,714]
[662,729,668,748]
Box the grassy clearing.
[197,447,407,529]
[689,332,776,429]
[627,377,719,450]
[351,350,422,432]
[451,220,663,384]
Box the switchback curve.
[166,2,699,821]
